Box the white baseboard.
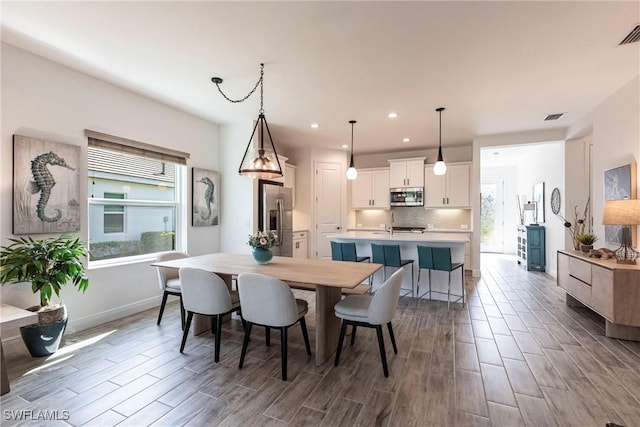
[66,296,162,334]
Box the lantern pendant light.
[211,63,282,179]
[433,107,447,176]
[346,120,358,180]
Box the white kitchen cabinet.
[351,168,390,209]
[293,231,308,259]
[388,157,425,188]
[268,155,289,184]
[284,163,296,207]
[425,162,471,207]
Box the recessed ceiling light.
[493,152,499,155]
[387,112,398,119]
[402,137,411,143]
[341,144,348,149]
[310,123,319,128]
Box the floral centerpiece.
[248,230,277,264]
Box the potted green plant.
[576,232,598,253]
[247,230,277,264]
[0,235,89,357]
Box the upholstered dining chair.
[416,245,434,298]
[178,267,242,362]
[237,273,312,381]
[334,269,403,377]
[331,241,343,261]
[340,242,370,263]
[371,243,414,296]
[431,247,465,310]
[155,251,189,329]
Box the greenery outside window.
[88,144,186,265]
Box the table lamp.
[523,201,536,224]
[602,199,640,264]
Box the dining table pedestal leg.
[315,285,342,365]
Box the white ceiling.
[2,1,638,155]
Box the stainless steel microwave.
[390,187,424,206]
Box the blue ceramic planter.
[252,248,273,264]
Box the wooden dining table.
[152,252,381,365]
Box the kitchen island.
[329,231,469,300]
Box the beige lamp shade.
[602,199,640,225]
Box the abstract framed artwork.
[192,167,220,226]
[13,135,81,234]
[604,162,637,244]
[533,182,545,224]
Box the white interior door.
[315,161,342,259]
[481,177,504,253]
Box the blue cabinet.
[517,225,545,272]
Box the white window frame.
[88,165,187,269]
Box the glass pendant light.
[433,107,447,176]
[346,120,358,180]
[212,64,282,179]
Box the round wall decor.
[551,187,561,214]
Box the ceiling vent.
[544,113,565,121]
[620,24,640,45]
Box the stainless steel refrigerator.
[259,181,293,257]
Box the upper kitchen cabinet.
[425,162,471,208]
[284,163,296,208]
[388,157,425,188]
[352,168,390,209]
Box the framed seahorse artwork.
[13,135,81,234]
[192,167,220,227]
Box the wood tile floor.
[3,254,640,426]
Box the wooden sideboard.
[557,250,640,341]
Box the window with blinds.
[86,131,189,263]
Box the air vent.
[620,24,640,45]
[544,113,565,121]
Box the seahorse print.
[198,177,216,221]
[29,151,75,223]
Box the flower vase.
[252,248,273,264]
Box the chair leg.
[180,297,186,331]
[214,314,223,362]
[334,320,348,367]
[239,322,253,369]
[447,271,452,311]
[211,316,217,335]
[462,266,466,307]
[411,264,415,297]
[265,326,271,347]
[417,268,421,297]
[387,322,398,354]
[157,292,169,325]
[281,327,288,381]
[180,311,194,353]
[375,325,389,377]
[350,325,358,346]
[428,270,432,300]
[300,317,311,356]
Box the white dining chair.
[334,268,403,377]
[155,251,189,329]
[237,273,311,381]
[179,267,241,362]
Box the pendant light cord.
[212,63,264,113]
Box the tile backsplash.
[355,207,472,230]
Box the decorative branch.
[556,197,590,250]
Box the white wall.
[514,142,565,276]
[472,129,567,276]
[591,77,640,248]
[219,121,255,254]
[1,43,220,335]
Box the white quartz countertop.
[329,231,469,243]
